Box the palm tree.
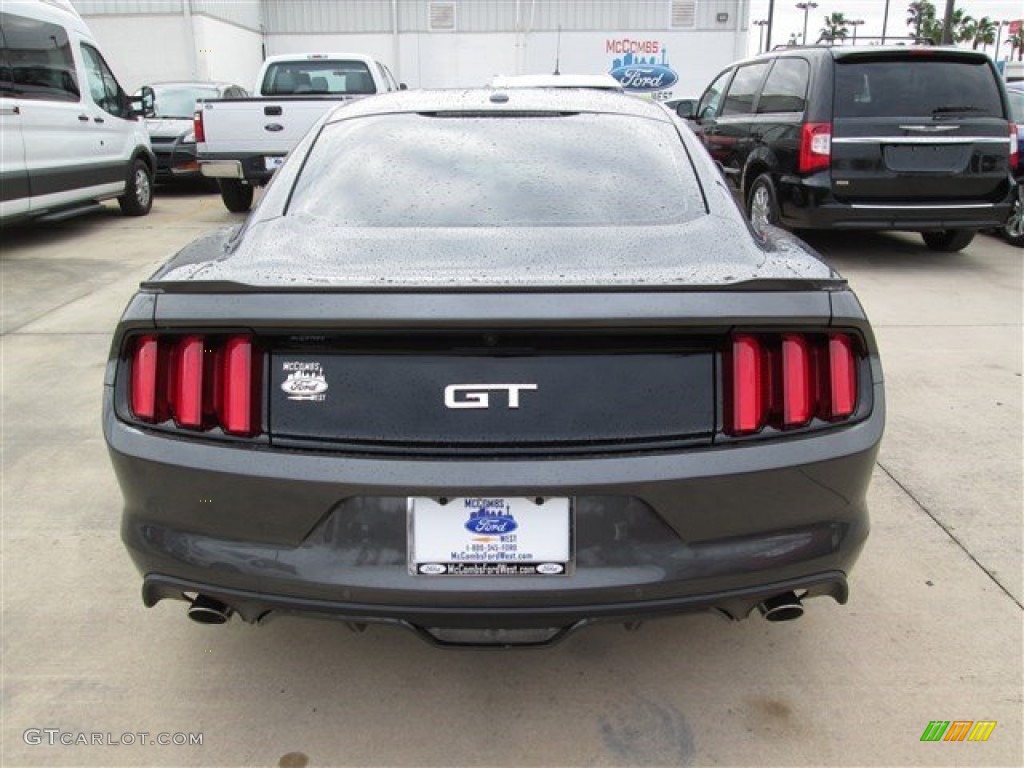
[952,10,975,44]
[906,1,935,39]
[970,16,997,50]
[1008,28,1024,61]
[820,12,850,43]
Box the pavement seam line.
[877,460,1024,611]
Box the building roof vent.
[429,2,457,32]
[670,0,697,28]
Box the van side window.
[0,12,79,102]
[757,58,809,114]
[81,43,128,119]
[697,69,732,120]
[721,62,771,116]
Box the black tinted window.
[757,58,809,114]
[0,12,79,101]
[722,63,770,116]
[288,114,704,227]
[697,69,732,119]
[261,60,375,95]
[81,43,128,118]
[835,58,1004,118]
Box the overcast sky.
[748,0,1024,54]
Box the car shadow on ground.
[796,230,998,275]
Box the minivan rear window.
[834,58,1003,118]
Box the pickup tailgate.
[198,96,359,157]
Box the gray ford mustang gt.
[104,89,884,647]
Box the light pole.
[881,0,891,43]
[796,2,818,45]
[754,19,769,53]
[849,19,864,44]
[994,20,1007,62]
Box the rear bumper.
[106,384,883,634]
[778,174,1015,231]
[198,152,278,185]
[153,145,200,181]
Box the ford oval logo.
[464,514,518,535]
[264,123,285,132]
[280,376,328,396]
[418,563,447,575]
[609,65,678,93]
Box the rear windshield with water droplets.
[285,113,705,227]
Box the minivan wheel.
[117,158,153,216]
[219,180,254,213]
[747,175,781,234]
[921,229,975,252]
[1002,189,1024,247]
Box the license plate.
[264,156,285,171]
[408,496,572,576]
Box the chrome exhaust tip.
[187,594,233,625]
[758,592,804,622]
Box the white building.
[72,0,752,100]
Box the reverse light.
[798,122,832,174]
[127,334,261,437]
[725,332,860,436]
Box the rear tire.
[921,229,975,252]
[117,158,153,216]
[219,179,254,213]
[1001,188,1024,248]
[746,174,781,235]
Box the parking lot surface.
[2,188,1021,767]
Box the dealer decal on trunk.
[280,361,328,402]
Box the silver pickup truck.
[198,53,404,212]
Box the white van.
[0,0,155,224]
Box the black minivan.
[680,46,1018,252]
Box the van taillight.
[128,334,261,437]
[193,109,205,143]
[1010,124,1019,171]
[798,122,831,174]
[725,332,860,436]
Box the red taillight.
[125,333,260,436]
[827,333,858,420]
[798,122,831,174]
[171,335,205,428]
[781,334,813,427]
[193,109,205,143]
[725,332,860,436]
[1010,124,1019,172]
[220,336,259,436]
[726,335,765,435]
[130,335,161,422]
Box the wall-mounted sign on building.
[606,38,678,95]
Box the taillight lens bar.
[1010,124,1019,172]
[798,122,832,174]
[128,334,261,437]
[725,332,860,436]
[193,109,205,144]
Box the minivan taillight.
[725,332,860,436]
[193,109,205,144]
[1010,124,1019,172]
[798,122,832,174]
[128,334,261,437]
